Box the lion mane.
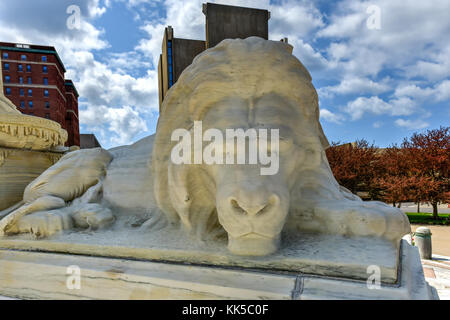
[152,37,330,235]
[151,37,410,244]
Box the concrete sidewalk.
[422,254,450,300]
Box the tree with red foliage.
[400,126,450,219]
[327,127,449,218]
[375,146,414,207]
[326,139,380,198]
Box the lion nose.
[229,192,280,217]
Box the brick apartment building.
[0,42,80,146]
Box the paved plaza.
[422,255,450,300]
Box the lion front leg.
[0,196,66,236]
[2,203,115,238]
[290,195,410,245]
[305,199,411,243]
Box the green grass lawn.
[405,212,450,225]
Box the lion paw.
[12,210,73,238]
[70,203,114,230]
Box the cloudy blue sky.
[1,0,449,148]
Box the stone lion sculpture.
[0,37,410,256]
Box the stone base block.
[0,240,438,300]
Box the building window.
[21,54,27,61]
[4,63,9,71]
[19,76,23,84]
[2,52,8,59]
[4,75,10,83]
[20,101,25,109]
[42,56,47,62]
[26,64,31,72]
[45,101,50,109]
[27,77,32,84]
[18,64,23,72]
[44,89,49,97]
[5,87,11,95]
[43,78,48,85]
[19,88,24,96]
[42,65,48,73]
[45,113,50,119]
[28,89,32,97]
[28,101,33,108]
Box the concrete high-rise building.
[80,133,102,149]
[203,2,270,49]
[158,2,276,110]
[0,42,80,146]
[158,26,206,111]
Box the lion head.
[152,37,409,256]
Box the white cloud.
[268,0,324,39]
[318,11,364,39]
[344,96,391,120]
[344,96,419,120]
[435,80,450,102]
[393,80,450,103]
[106,51,152,74]
[319,77,390,98]
[313,0,450,131]
[288,38,328,71]
[0,0,108,55]
[318,0,450,80]
[373,121,383,128]
[69,51,159,112]
[80,105,148,145]
[395,119,429,130]
[320,108,345,124]
[393,84,434,100]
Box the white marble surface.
[0,231,399,283]
[0,240,436,300]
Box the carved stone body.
[0,37,410,256]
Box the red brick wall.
[65,85,80,146]
[1,46,80,146]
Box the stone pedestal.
[0,147,63,211]
[0,240,438,300]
